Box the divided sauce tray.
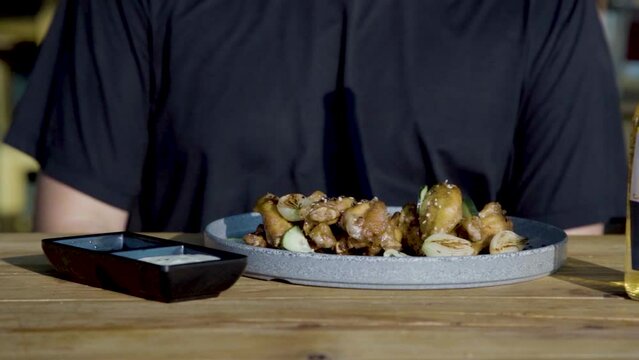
[42,232,247,302]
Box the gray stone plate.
[203,211,567,289]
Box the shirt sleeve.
[499,0,627,229]
[3,0,151,210]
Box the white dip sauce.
[139,254,220,265]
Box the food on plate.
[421,233,475,257]
[489,230,527,254]
[254,194,293,248]
[244,182,527,257]
[418,183,464,236]
[281,226,314,253]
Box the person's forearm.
[35,209,128,233]
[34,173,129,233]
[564,223,604,236]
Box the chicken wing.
[253,193,293,248]
[419,183,463,238]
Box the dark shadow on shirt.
[552,257,628,298]
[321,9,371,199]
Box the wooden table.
[1,233,638,359]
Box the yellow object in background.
[626,104,639,300]
[0,144,38,226]
[0,0,56,231]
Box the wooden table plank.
[2,327,639,360]
[1,233,638,359]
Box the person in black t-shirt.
[3,0,627,234]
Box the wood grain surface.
[1,233,638,359]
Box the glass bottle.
[626,104,639,300]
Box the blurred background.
[0,0,638,232]
[0,0,56,232]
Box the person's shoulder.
[527,0,594,23]
[524,0,599,50]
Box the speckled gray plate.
[203,210,567,289]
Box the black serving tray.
[42,232,247,302]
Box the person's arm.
[499,0,626,231]
[3,0,151,234]
[565,223,604,236]
[34,174,129,233]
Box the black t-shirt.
[4,0,627,232]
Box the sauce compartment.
[114,246,221,265]
[42,232,247,302]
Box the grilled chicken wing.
[340,199,402,256]
[253,193,293,248]
[392,204,421,255]
[420,183,463,238]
